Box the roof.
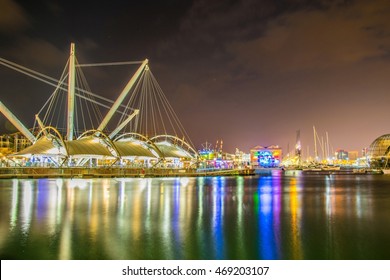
[12,134,197,160]
[154,141,194,159]
[114,139,157,158]
[66,136,114,158]
[13,136,66,157]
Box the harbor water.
[1,170,390,260]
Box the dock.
[0,167,255,179]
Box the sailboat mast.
[313,126,318,162]
[295,129,301,165]
[67,43,76,141]
[307,146,310,162]
[326,131,330,161]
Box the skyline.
[1,0,390,155]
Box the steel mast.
[97,59,148,132]
[67,43,76,141]
[0,101,35,143]
[109,109,139,139]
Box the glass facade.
[368,134,390,168]
[368,134,390,158]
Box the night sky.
[1,0,389,156]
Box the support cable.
[0,57,133,110]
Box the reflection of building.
[250,145,282,168]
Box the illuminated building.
[250,145,282,168]
[367,134,390,168]
[198,148,215,160]
[234,148,250,168]
[198,141,239,169]
[362,147,368,157]
[348,151,359,161]
[335,149,348,160]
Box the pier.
[0,167,255,179]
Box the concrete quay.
[0,167,255,179]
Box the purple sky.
[1,0,389,157]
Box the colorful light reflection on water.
[0,171,390,259]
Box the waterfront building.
[250,145,282,168]
[362,147,368,157]
[335,149,348,160]
[367,134,390,168]
[197,141,238,169]
[348,150,359,161]
[234,148,250,168]
[0,132,31,154]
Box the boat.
[321,165,341,171]
[382,156,390,174]
[302,167,322,172]
[302,164,340,172]
[382,169,390,175]
[352,168,383,175]
[353,168,366,174]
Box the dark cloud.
[164,0,390,152]
[0,0,30,33]
[227,0,390,73]
[2,38,66,70]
